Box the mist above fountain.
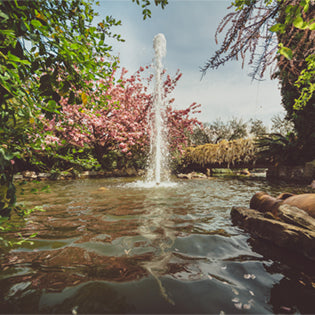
[145,33,170,186]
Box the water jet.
[145,33,170,186]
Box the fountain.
[145,33,170,185]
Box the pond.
[0,177,314,314]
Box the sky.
[94,0,284,127]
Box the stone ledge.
[13,168,142,181]
[231,206,315,261]
[267,160,315,183]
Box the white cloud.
[171,67,283,126]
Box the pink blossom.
[40,65,201,161]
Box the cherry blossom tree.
[41,66,201,169]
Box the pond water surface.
[0,177,314,314]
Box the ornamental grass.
[185,138,257,168]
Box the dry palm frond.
[185,138,257,167]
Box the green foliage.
[220,0,314,165]
[271,113,295,136]
[0,147,17,216]
[294,54,315,110]
[0,0,122,214]
[190,118,250,146]
[249,119,268,138]
[22,145,102,173]
[255,132,305,165]
[0,0,120,110]
[209,0,313,140]
[132,0,168,19]
[0,204,44,246]
[268,0,314,112]
[277,43,293,60]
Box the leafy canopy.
[0,0,122,214]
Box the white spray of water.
[145,33,170,185]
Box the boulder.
[22,171,37,180]
[250,191,315,218]
[276,204,315,231]
[282,194,315,218]
[13,174,24,181]
[239,169,251,176]
[249,191,282,214]
[177,172,208,180]
[309,180,315,189]
[177,173,191,179]
[231,206,315,261]
[38,173,51,180]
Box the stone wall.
[13,168,142,181]
[267,160,315,183]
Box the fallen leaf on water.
[249,290,255,296]
[243,303,251,310]
[244,273,256,279]
[72,306,79,315]
[234,302,242,310]
[232,288,239,295]
[9,256,18,263]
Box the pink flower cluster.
[41,66,201,160]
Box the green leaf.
[293,16,307,29]
[303,2,309,12]
[0,11,9,21]
[269,24,280,32]
[293,16,304,28]
[309,23,315,30]
[20,20,30,32]
[7,52,21,63]
[31,19,42,28]
[269,23,285,33]
[47,100,56,109]
[278,44,293,60]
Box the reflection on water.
[137,186,176,304]
[0,177,314,314]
